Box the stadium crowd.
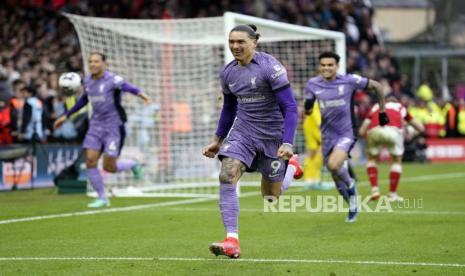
[1,0,465,155]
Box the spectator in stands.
[0,67,15,144]
[0,66,13,96]
[18,86,45,143]
[0,0,436,148]
[51,91,78,142]
[417,80,434,102]
[457,99,465,136]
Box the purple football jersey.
[305,74,368,143]
[83,71,139,128]
[220,51,290,140]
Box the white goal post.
[65,12,345,197]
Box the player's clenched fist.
[203,142,221,158]
[277,143,293,160]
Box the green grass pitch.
[0,163,464,275]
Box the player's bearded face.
[229,31,256,64]
[89,55,106,76]
[319,58,338,80]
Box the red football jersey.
[368,102,412,130]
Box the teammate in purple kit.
[304,52,389,223]
[54,53,152,208]
[202,25,303,259]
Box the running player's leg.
[327,149,352,200]
[209,129,253,258]
[85,149,105,200]
[209,157,245,259]
[261,178,282,200]
[255,139,301,196]
[280,154,303,195]
[367,154,380,200]
[83,128,110,208]
[256,156,287,199]
[303,116,322,188]
[365,128,383,199]
[389,154,403,201]
[326,138,358,222]
[218,157,245,238]
[366,132,381,200]
[304,149,321,186]
[387,129,404,201]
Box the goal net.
[65,12,345,197]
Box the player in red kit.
[359,96,424,202]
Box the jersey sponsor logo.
[89,95,105,103]
[338,85,344,95]
[237,94,266,103]
[319,99,346,109]
[250,77,257,89]
[99,83,105,93]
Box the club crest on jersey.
[99,83,105,93]
[338,85,344,95]
[251,77,257,89]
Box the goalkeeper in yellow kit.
[303,102,332,190]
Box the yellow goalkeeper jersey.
[303,102,321,150]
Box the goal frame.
[65,11,344,197]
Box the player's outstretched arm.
[138,92,152,105]
[367,79,389,126]
[54,95,89,129]
[119,82,152,105]
[202,93,237,158]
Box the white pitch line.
[358,171,465,187]
[0,256,464,268]
[388,210,465,216]
[160,207,465,216]
[0,190,264,225]
[1,171,464,226]
[0,197,212,225]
